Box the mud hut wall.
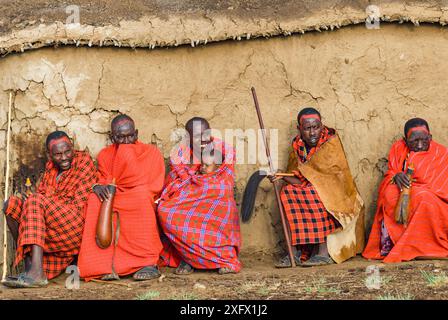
[0,24,447,259]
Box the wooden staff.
[2,92,13,281]
[251,87,296,267]
[275,173,295,177]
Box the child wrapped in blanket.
[155,148,224,204]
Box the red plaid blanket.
[5,150,97,279]
[158,139,241,272]
[281,127,340,246]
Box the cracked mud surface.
[1,23,448,255]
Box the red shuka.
[78,141,165,280]
[5,150,97,279]
[363,140,448,262]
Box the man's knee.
[383,185,400,206]
[24,193,48,205]
[23,193,50,214]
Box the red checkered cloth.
[158,138,241,272]
[5,151,97,279]
[281,127,340,246]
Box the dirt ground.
[1,253,448,300]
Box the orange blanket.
[78,141,165,280]
[363,140,448,262]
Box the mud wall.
[1,23,448,259]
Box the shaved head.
[46,131,71,151]
[404,117,431,152]
[45,131,74,171]
[186,117,210,134]
[297,107,323,148]
[111,114,135,131]
[404,118,429,138]
[110,114,138,144]
[297,107,321,125]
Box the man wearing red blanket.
[78,115,165,281]
[3,131,97,288]
[364,118,448,262]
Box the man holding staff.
[2,131,97,288]
[270,107,365,267]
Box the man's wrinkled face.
[111,121,138,145]
[187,121,212,152]
[406,131,431,152]
[298,118,323,147]
[49,141,74,171]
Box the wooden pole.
[275,173,295,177]
[250,87,296,267]
[2,91,13,281]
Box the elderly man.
[364,118,448,262]
[78,114,165,281]
[3,131,97,288]
[267,107,364,267]
[158,117,241,275]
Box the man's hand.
[282,176,301,185]
[393,172,410,191]
[93,185,111,202]
[267,173,283,183]
[21,192,30,202]
[267,174,301,185]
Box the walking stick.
[2,91,13,281]
[250,87,296,267]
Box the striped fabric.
[364,139,448,262]
[5,151,97,279]
[158,138,241,272]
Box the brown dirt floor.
[1,253,448,300]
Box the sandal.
[101,272,120,281]
[301,255,335,267]
[133,266,161,281]
[175,261,194,275]
[2,273,48,288]
[218,267,237,275]
[274,252,302,268]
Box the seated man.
[269,107,364,267]
[3,131,97,288]
[158,117,241,275]
[363,118,448,262]
[78,115,165,281]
